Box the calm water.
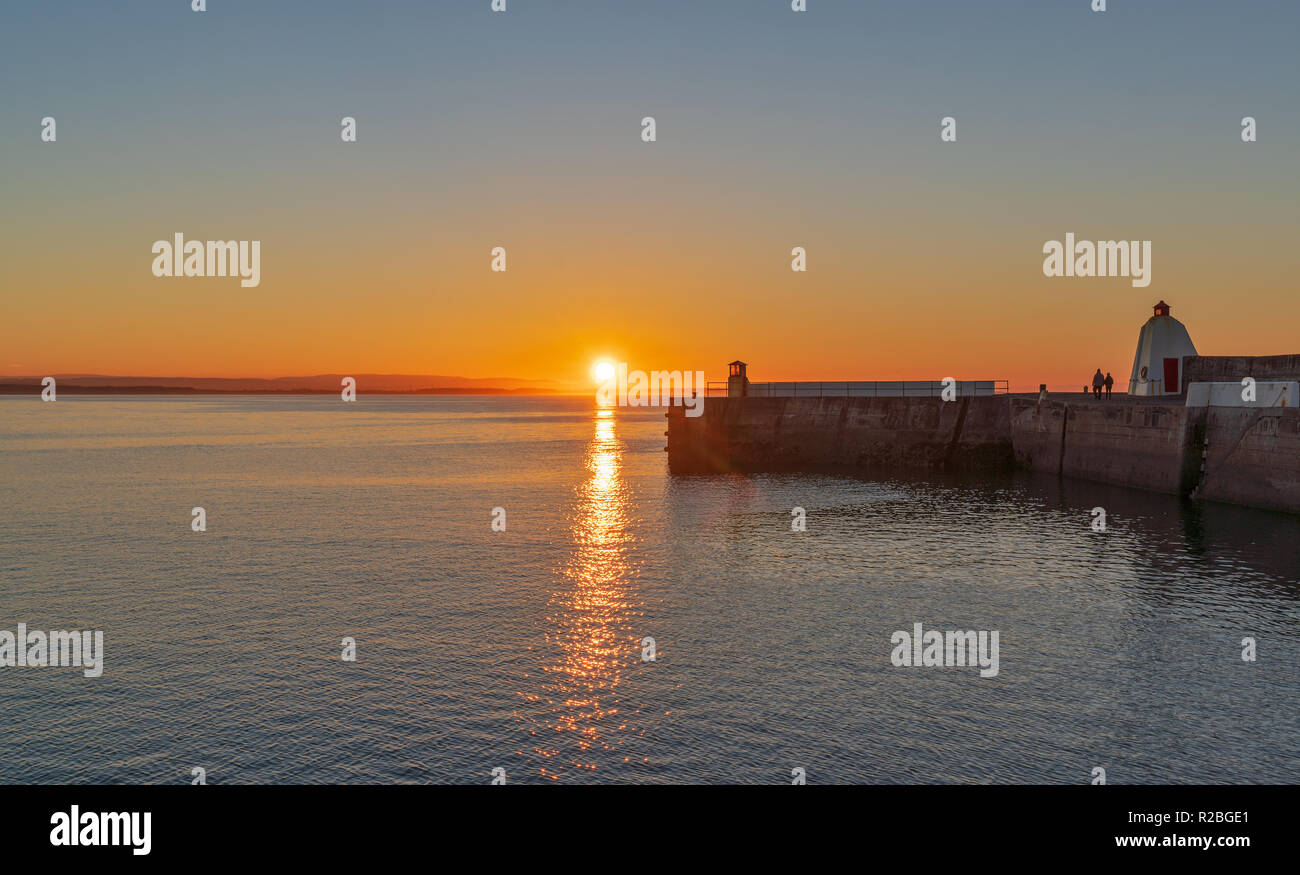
[1,395,1297,784]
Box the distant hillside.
[0,374,568,395]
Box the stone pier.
[667,392,1300,514]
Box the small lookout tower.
[727,361,749,397]
[1129,301,1197,396]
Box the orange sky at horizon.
[4,219,1295,394]
[5,97,1295,394]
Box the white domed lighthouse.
[1129,301,1197,396]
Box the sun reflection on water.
[525,407,643,779]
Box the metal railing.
[705,380,1009,398]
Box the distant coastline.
[0,373,569,396]
[0,384,566,396]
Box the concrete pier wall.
[1009,398,1200,495]
[668,394,1300,514]
[1194,407,1300,513]
[666,396,1013,473]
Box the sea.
[1,395,1297,784]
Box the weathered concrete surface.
[1194,407,1300,513]
[666,396,1013,473]
[1007,398,1068,476]
[1010,398,1200,495]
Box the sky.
[2,0,1297,391]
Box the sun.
[593,360,616,383]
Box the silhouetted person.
[1104,372,1114,398]
[1092,368,1105,400]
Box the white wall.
[1186,381,1299,407]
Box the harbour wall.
[1008,398,1200,495]
[665,396,1014,473]
[1194,406,1300,513]
[667,395,1300,514]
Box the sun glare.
[593,361,616,383]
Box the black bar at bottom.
[0,785,1284,861]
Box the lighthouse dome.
[1129,301,1197,396]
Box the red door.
[1163,358,1179,394]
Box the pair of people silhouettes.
[1090,369,1114,399]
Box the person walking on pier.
[1092,368,1105,400]
[1104,372,1114,399]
